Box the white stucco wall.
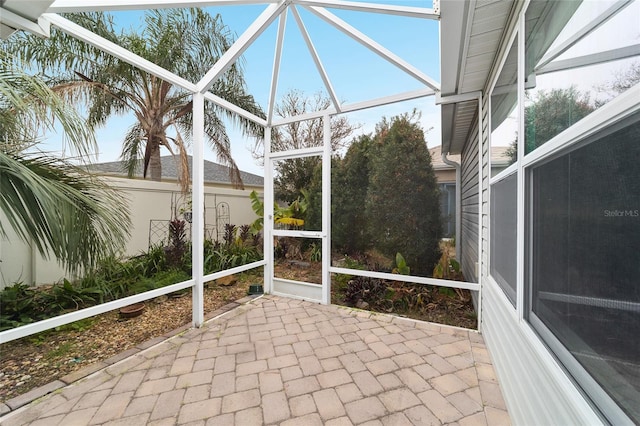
[0,177,261,288]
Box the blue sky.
[44,2,441,176]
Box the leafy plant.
[166,218,187,268]
[248,189,309,234]
[49,279,102,311]
[309,243,322,262]
[433,250,468,301]
[392,252,410,275]
[223,224,237,247]
[0,283,40,330]
[432,251,464,281]
[344,276,390,309]
[238,225,251,244]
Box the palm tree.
[6,9,264,190]
[0,51,129,275]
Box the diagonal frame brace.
[304,5,440,92]
[291,5,341,113]
[197,1,288,93]
[267,10,288,125]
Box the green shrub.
[365,113,442,275]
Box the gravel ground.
[0,279,253,403]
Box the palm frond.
[120,123,144,178]
[0,152,130,275]
[0,53,97,157]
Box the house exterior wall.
[464,1,640,423]
[433,168,456,183]
[0,177,261,289]
[460,124,480,283]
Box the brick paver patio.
[0,295,510,425]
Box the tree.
[505,86,594,164]
[331,134,373,253]
[0,51,129,275]
[598,61,640,96]
[365,112,442,275]
[254,90,357,203]
[524,86,593,153]
[5,9,264,190]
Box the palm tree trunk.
[149,142,162,181]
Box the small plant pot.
[248,285,263,295]
[120,302,145,318]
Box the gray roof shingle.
[87,155,264,186]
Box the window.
[491,34,519,165]
[490,173,517,306]
[524,0,640,155]
[490,33,519,306]
[528,114,640,423]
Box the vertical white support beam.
[192,92,205,327]
[263,127,274,294]
[516,16,525,321]
[321,114,331,305]
[477,93,483,332]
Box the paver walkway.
[1,295,510,425]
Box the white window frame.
[487,24,521,310]
[525,91,640,424]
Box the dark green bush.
[365,113,442,275]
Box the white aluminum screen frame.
[0,0,486,344]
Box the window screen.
[529,115,640,423]
[490,172,518,306]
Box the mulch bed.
[0,280,250,403]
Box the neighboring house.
[430,145,509,238]
[0,156,264,288]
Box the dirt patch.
[0,277,253,403]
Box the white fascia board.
[0,7,51,38]
[267,12,287,126]
[536,0,632,71]
[47,0,276,13]
[305,5,441,92]
[536,44,640,75]
[271,87,434,126]
[438,0,468,95]
[203,92,268,126]
[294,0,438,20]
[196,1,286,93]
[291,5,341,113]
[44,13,197,92]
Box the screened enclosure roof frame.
[0,0,444,341]
[1,0,442,126]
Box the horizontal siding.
[460,123,480,283]
[483,281,603,425]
